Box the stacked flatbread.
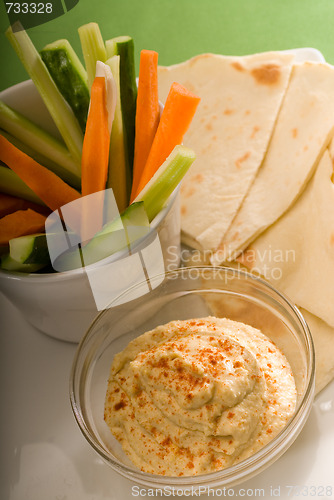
[158,53,334,393]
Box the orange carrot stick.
[0,209,46,245]
[81,76,110,241]
[134,82,200,197]
[130,50,160,202]
[0,192,51,218]
[81,76,110,197]
[0,134,80,211]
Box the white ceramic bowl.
[70,266,315,490]
[0,81,181,342]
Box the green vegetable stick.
[0,100,80,186]
[135,145,196,222]
[0,165,45,205]
[78,22,106,89]
[0,130,80,190]
[6,24,83,165]
[106,36,137,179]
[105,55,130,212]
[40,39,90,132]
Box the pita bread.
[236,147,334,328]
[213,61,334,264]
[158,52,294,250]
[299,308,334,394]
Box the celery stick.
[78,22,106,89]
[0,130,80,190]
[105,55,130,212]
[135,145,196,221]
[6,24,83,165]
[0,165,45,205]
[106,36,137,179]
[0,100,80,186]
[40,39,90,132]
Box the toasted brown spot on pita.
[330,233,334,246]
[181,205,187,215]
[251,64,281,85]
[206,122,213,131]
[304,145,308,151]
[192,173,204,183]
[183,187,195,198]
[250,125,260,139]
[212,135,217,141]
[235,151,251,168]
[291,128,298,138]
[224,108,235,115]
[245,110,251,115]
[231,61,245,72]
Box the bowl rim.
[0,185,179,282]
[69,265,315,488]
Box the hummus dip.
[104,317,296,476]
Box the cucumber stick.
[0,165,45,205]
[135,145,196,221]
[78,22,106,89]
[6,24,83,166]
[40,39,90,133]
[1,255,46,273]
[0,100,80,187]
[106,55,130,212]
[106,36,137,179]
[1,232,51,272]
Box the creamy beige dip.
[104,317,296,476]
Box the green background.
[1,0,334,92]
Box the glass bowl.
[70,266,315,490]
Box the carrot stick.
[0,134,81,211]
[130,50,160,202]
[80,76,110,241]
[81,76,110,197]
[0,192,51,218]
[0,209,46,245]
[133,82,200,197]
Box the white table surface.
[1,291,334,500]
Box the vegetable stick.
[0,134,81,211]
[0,209,46,246]
[105,55,129,212]
[81,77,110,197]
[134,82,200,197]
[95,61,117,136]
[0,193,50,218]
[0,165,45,205]
[130,50,160,202]
[106,36,137,182]
[6,24,83,165]
[40,39,90,133]
[135,145,196,221]
[81,76,110,239]
[78,22,107,89]
[0,100,80,183]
